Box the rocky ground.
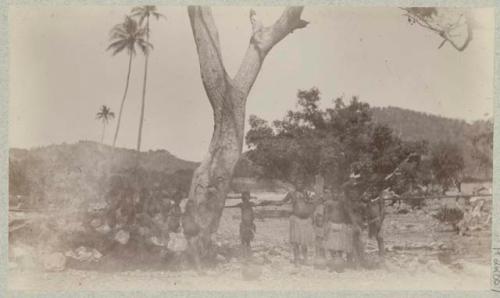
[8,195,492,291]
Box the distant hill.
[10,140,198,174]
[372,106,492,180]
[9,141,198,209]
[371,107,471,144]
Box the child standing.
[238,191,257,258]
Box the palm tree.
[131,6,164,151]
[107,16,152,148]
[96,105,115,144]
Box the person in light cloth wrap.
[277,180,317,265]
[323,187,355,271]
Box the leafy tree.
[107,16,152,147]
[467,119,493,178]
[9,159,30,196]
[96,105,115,144]
[131,6,165,151]
[246,88,428,196]
[431,141,465,192]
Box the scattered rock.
[427,260,449,275]
[42,252,66,272]
[11,244,37,269]
[65,246,102,262]
[215,254,227,263]
[150,236,166,247]
[63,221,85,233]
[88,202,107,212]
[241,264,262,281]
[437,251,453,265]
[114,230,130,245]
[90,218,102,229]
[167,233,187,252]
[95,223,111,234]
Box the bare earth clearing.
[8,192,491,291]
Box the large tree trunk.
[112,53,134,148]
[187,6,308,246]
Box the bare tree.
[402,7,473,51]
[187,6,308,243]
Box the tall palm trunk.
[101,122,106,144]
[136,17,150,152]
[112,53,134,147]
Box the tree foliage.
[107,16,152,56]
[371,107,492,180]
[431,141,465,192]
[246,88,428,195]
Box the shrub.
[433,206,464,230]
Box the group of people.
[106,172,377,271]
[234,175,371,272]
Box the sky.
[8,6,495,162]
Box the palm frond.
[131,5,164,24]
[138,14,147,26]
[109,30,128,41]
[137,39,154,55]
[107,39,128,56]
[127,43,137,56]
[152,11,165,20]
[96,105,115,122]
[107,16,144,56]
[131,6,145,14]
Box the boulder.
[167,233,188,252]
[95,223,111,235]
[11,244,37,269]
[114,230,130,245]
[215,254,227,263]
[65,246,102,262]
[90,218,102,229]
[42,252,66,272]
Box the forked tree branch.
[188,6,231,109]
[401,8,473,52]
[234,7,308,95]
[188,6,308,104]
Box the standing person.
[323,187,354,272]
[312,191,326,261]
[168,190,184,233]
[275,180,316,265]
[181,200,201,270]
[225,191,266,259]
[341,173,367,268]
[238,191,257,259]
[224,191,259,259]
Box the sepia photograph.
[6,3,496,293]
